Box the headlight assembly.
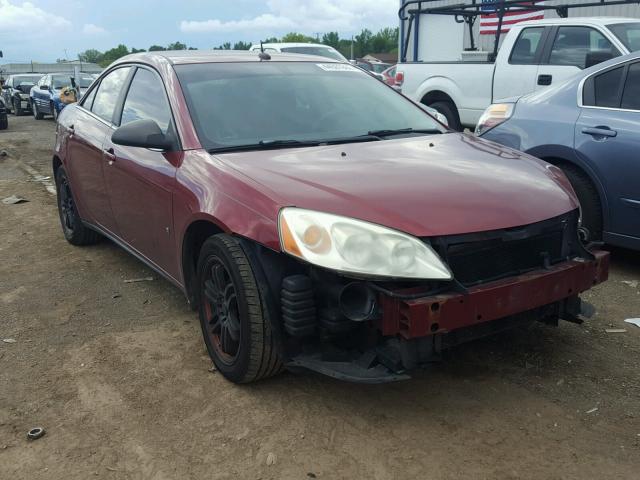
[278,208,452,280]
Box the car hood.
[218,133,578,237]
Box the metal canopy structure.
[398,0,640,62]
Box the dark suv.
[1,74,42,116]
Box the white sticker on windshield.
[316,63,359,72]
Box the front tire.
[197,234,282,383]
[55,167,100,246]
[561,164,603,242]
[51,102,59,122]
[32,101,44,120]
[0,115,7,130]
[13,98,23,116]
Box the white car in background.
[249,42,348,62]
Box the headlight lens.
[279,208,452,280]
[475,103,514,136]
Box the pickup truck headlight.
[475,103,514,136]
[279,208,452,280]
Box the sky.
[0,0,399,63]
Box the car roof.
[518,16,640,28]
[249,43,335,50]
[11,73,43,77]
[115,49,343,66]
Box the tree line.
[78,28,399,67]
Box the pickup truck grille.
[429,212,578,287]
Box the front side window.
[549,27,618,68]
[510,27,544,64]
[621,62,640,110]
[91,67,131,123]
[120,68,172,132]
[175,62,443,151]
[608,23,640,52]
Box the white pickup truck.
[397,17,640,129]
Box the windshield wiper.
[208,139,321,154]
[367,128,443,138]
[208,135,382,154]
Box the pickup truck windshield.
[280,46,346,62]
[175,62,444,152]
[609,23,640,52]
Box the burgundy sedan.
[53,51,609,384]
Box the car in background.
[355,61,392,81]
[53,50,608,385]
[0,97,7,130]
[1,73,43,116]
[249,43,348,62]
[477,52,640,251]
[382,65,397,86]
[30,73,97,120]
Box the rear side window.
[91,67,131,123]
[510,27,544,64]
[593,66,624,108]
[583,65,625,108]
[120,68,172,132]
[549,27,618,69]
[621,62,640,110]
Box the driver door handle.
[582,126,617,138]
[103,147,116,165]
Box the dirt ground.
[1,115,639,480]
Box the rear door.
[493,26,548,100]
[65,67,132,233]
[536,26,622,91]
[102,66,179,276]
[33,75,50,110]
[575,60,640,241]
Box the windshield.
[15,75,41,85]
[609,23,640,52]
[175,62,443,151]
[371,63,391,74]
[280,46,347,62]
[51,75,95,89]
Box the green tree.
[131,47,146,54]
[370,27,399,53]
[167,41,187,50]
[233,41,252,50]
[280,32,314,43]
[322,32,340,49]
[99,44,130,67]
[149,45,166,51]
[354,29,373,57]
[78,48,103,64]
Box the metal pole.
[491,0,506,62]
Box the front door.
[102,67,178,277]
[575,60,640,241]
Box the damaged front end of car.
[242,208,608,383]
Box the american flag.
[479,0,545,35]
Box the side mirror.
[41,85,50,91]
[112,119,173,150]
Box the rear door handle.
[103,147,116,165]
[582,126,617,138]
[537,74,553,86]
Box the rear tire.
[33,101,44,120]
[55,167,100,246]
[560,164,603,242]
[428,100,462,131]
[197,234,282,383]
